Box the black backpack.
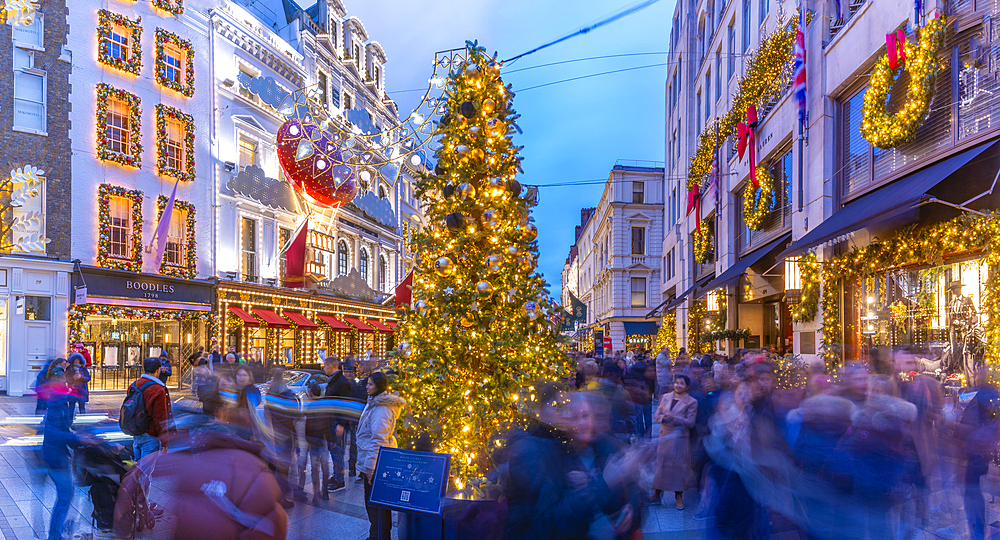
[119,380,156,436]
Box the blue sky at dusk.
[297,0,673,299]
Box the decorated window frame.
[97,184,143,272]
[152,0,184,16]
[97,10,142,75]
[155,29,194,97]
[155,104,195,181]
[156,195,197,279]
[97,83,143,168]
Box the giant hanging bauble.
[434,256,455,277]
[446,213,467,233]
[457,183,476,201]
[414,299,430,316]
[276,118,358,208]
[481,208,500,229]
[476,281,494,298]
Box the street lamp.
[784,257,802,304]
[706,289,720,312]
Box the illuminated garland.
[688,301,707,353]
[97,184,143,272]
[154,104,195,181]
[156,195,197,279]
[693,218,713,264]
[861,17,947,149]
[743,165,774,231]
[655,311,677,356]
[69,303,217,346]
[97,84,142,168]
[154,29,194,97]
[790,252,820,322]
[152,0,183,15]
[820,213,1000,374]
[97,10,142,75]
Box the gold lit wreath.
[860,17,947,150]
[743,165,774,231]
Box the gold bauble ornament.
[516,223,538,241]
[481,208,500,229]
[464,65,482,80]
[486,254,503,273]
[455,144,470,157]
[457,183,476,201]
[471,148,486,162]
[434,256,455,277]
[469,126,482,138]
[486,118,505,138]
[506,245,520,257]
[476,281,495,298]
[522,301,541,320]
[482,99,496,115]
[460,313,476,328]
[519,255,535,272]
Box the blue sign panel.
[368,447,451,516]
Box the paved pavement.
[0,391,982,539]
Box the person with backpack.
[121,357,173,460]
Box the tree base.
[398,497,506,540]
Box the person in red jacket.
[130,357,173,460]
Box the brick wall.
[0,0,72,260]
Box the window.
[373,65,381,88]
[705,72,711,120]
[155,29,197,98]
[164,119,183,171]
[106,98,130,155]
[715,49,722,102]
[631,227,645,255]
[343,92,353,110]
[164,44,182,84]
[728,21,735,78]
[278,227,291,280]
[13,48,45,133]
[98,11,141,74]
[241,217,257,281]
[354,43,361,69]
[632,181,644,203]
[318,72,328,106]
[238,136,258,169]
[379,186,387,199]
[164,208,185,266]
[338,240,348,275]
[737,148,793,252]
[841,88,870,196]
[696,91,702,130]
[742,0,751,51]
[360,249,369,282]
[379,255,387,291]
[12,13,42,48]
[760,0,768,23]
[24,296,50,321]
[109,196,131,259]
[156,104,194,181]
[663,256,667,282]
[107,25,129,63]
[631,277,646,307]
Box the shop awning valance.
[779,140,999,259]
[623,321,659,336]
[384,321,397,328]
[228,306,259,327]
[702,233,791,292]
[283,311,318,329]
[253,308,291,328]
[343,317,374,333]
[645,296,674,319]
[367,320,394,334]
[318,314,352,332]
[662,273,715,312]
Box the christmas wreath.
[693,219,713,264]
[743,165,773,231]
[860,16,947,149]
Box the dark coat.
[42,388,79,468]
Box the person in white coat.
[356,371,406,540]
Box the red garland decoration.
[154,104,195,182]
[97,10,142,75]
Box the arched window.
[360,249,369,282]
[378,255,387,292]
[338,240,348,276]
[378,186,387,199]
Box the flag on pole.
[395,271,413,308]
[793,1,807,129]
[283,218,308,289]
[830,0,846,22]
[148,178,180,271]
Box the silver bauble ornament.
[506,245,520,257]
[457,183,476,201]
[398,341,413,358]
[481,208,500,229]
[414,299,430,316]
[476,281,494,298]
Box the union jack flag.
[792,2,807,128]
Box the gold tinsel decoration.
[743,165,774,231]
[693,218,713,264]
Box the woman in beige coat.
[654,374,698,510]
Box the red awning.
[253,308,291,328]
[283,311,318,329]
[228,306,259,327]
[343,317,374,333]
[367,320,394,334]
[318,314,353,332]
[384,321,398,328]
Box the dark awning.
[663,273,715,312]
[645,296,674,319]
[702,233,791,292]
[623,321,659,335]
[779,140,999,258]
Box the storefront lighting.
[186,333,192,343]
[164,334,170,343]
[706,290,720,312]
[784,258,801,291]
[867,296,875,304]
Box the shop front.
[622,321,658,353]
[70,266,216,391]
[218,280,396,369]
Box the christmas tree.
[393,42,570,486]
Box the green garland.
[791,253,820,322]
[97,184,143,272]
[97,10,142,75]
[693,219,713,264]
[156,195,197,279]
[655,311,677,356]
[97,84,143,168]
[743,165,774,231]
[155,104,195,181]
[154,29,194,97]
[861,17,947,150]
[152,0,184,15]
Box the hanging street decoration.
[2,0,35,25]
[693,218,713,264]
[276,117,359,208]
[0,165,51,253]
[743,164,774,231]
[861,15,947,149]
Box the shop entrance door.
[763,303,780,352]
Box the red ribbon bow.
[737,105,759,188]
[687,183,702,232]
[886,29,907,69]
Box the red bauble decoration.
[276,118,359,208]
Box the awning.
[384,321,397,328]
[227,306,258,327]
[367,320,394,333]
[702,233,791,291]
[253,308,291,328]
[318,314,352,332]
[283,311,318,329]
[663,273,715,311]
[645,296,675,319]
[623,321,659,336]
[343,317,374,333]
[780,140,999,258]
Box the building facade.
[570,162,664,354]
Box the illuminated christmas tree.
[393,42,570,486]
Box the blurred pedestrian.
[357,372,405,540]
[41,368,87,540]
[322,358,355,492]
[300,384,331,504]
[957,368,1000,540]
[158,350,173,385]
[67,352,90,416]
[266,368,300,508]
[654,374,697,509]
[655,345,672,398]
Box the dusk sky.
[299,0,674,299]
